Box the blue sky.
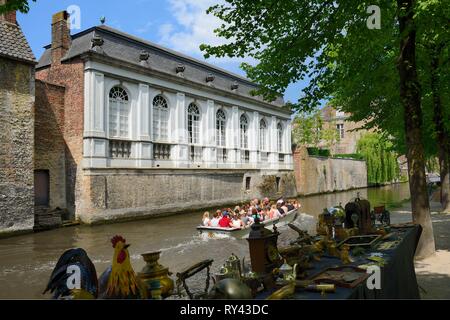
[17,0,308,104]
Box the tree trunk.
[430,48,450,213]
[397,0,435,259]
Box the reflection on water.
[0,183,410,299]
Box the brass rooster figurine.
[98,235,148,299]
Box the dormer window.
[206,73,215,83]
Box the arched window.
[216,109,226,147]
[259,119,267,151]
[109,86,130,138]
[277,122,283,152]
[240,114,249,149]
[153,95,169,141]
[188,103,200,144]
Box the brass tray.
[337,234,381,248]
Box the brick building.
[0,4,36,235]
[319,105,369,155]
[34,11,296,224]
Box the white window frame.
[108,86,130,139]
[240,114,249,149]
[337,123,345,139]
[259,119,267,151]
[216,109,226,147]
[152,95,169,142]
[277,122,283,153]
[188,103,201,144]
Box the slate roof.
[0,21,36,64]
[37,25,285,108]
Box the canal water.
[0,183,410,299]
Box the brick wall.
[36,58,85,217]
[34,80,67,209]
[0,57,35,234]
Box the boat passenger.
[281,201,289,214]
[257,207,264,221]
[210,211,221,227]
[286,200,295,212]
[253,198,261,210]
[263,206,271,220]
[262,197,270,207]
[271,204,282,219]
[231,215,244,229]
[202,211,211,226]
[251,208,262,222]
[218,212,232,228]
[246,211,255,225]
[277,202,285,216]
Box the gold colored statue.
[340,244,353,264]
[327,240,339,257]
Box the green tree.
[292,109,338,150]
[357,133,400,185]
[0,0,35,14]
[201,0,442,257]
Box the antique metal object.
[246,220,281,276]
[279,260,297,282]
[340,244,353,264]
[225,253,242,279]
[266,282,295,300]
[175,259,213,300]
[138,251,174,298]
[209,278,252,299]
[149,279,162,300]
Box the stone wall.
[294,147,367,195]
[76,169,297,224]
[34,80,67,210]
[0,57,35,235]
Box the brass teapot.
[279,260,297,282]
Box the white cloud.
[158,0,255,65]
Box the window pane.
[109,86,129,138]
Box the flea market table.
[259,225,423,299]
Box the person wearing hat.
[219,211,232,228]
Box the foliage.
[0,0,35,14]
[307,147,330,157]
[258,175,277,196]
[291,109,338,149]
[200,0,449,157]
[357,133,400,185]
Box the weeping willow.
[357,133,400,185]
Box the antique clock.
[246,220,281,275]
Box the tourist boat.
[197,208,299,239]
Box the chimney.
[0,0,17,24]
[51,11,71,64]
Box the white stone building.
[35,12,296,224]
[78,32,293,171]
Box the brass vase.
[138,251,174,298]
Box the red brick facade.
[35,58,85,216]
[35,12,85,216]
[34,80,66,210]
